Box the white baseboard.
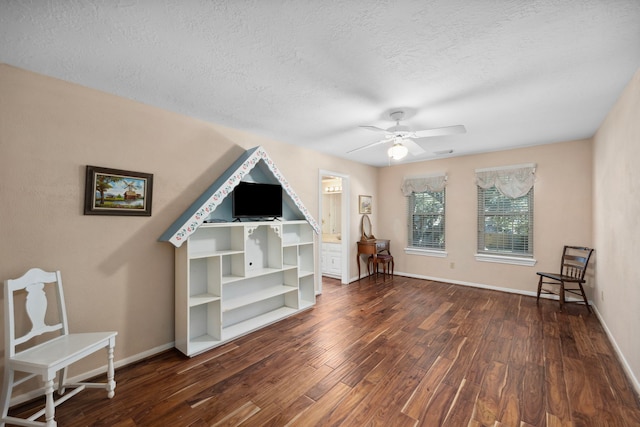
[369,270,590,301]
[7,342,175,408]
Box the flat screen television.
[232,182,283,219]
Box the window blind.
[477,186,533,256]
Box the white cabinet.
[321,242,342,278]
[175,220,315,356]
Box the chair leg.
[559,281,565,311]
[577,283,592,313]
[57,367,67,395]
[44,378,56,427]
[536,276,543,302]
[107,345,116,398]
[1,369,14,425]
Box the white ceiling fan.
[348,110,466,160]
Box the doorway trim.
[318,170,350,290]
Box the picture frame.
[84,165,153,216]
[359,195,372,214]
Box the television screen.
[232,182,283,219]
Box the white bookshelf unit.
[175,220,315,356]
[160,146,320,357]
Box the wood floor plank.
[441,379,480,427]
[289,382,352,426]
[210,401,260,427]
[418,381,458,426]
[526,320,545,367]
[252,394,315,427]
[520,362,546,426]
[498,363,524,426]
[304,360,357,402]
[339,350,387,387]
[544,357,572,423]
[402,356,451,419]
[352,366,421,425]
[363,348,412,385]
[418,301,454,330]
[8,276,640,426]
[318,379,377,426]
[441,336,477,388]
[472,360,508,426]
[252,363,332,409]
[562,356,603,422]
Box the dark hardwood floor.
[10,276,640,426]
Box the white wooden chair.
[1,268,117,427]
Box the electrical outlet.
[450,262,455,269]
[601,290,604,301]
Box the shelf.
[299,299,315,310]
[223,285,297,312]
[282,222,314,246]
[189,293,221,307]
[189,249,243,260]
[299,270,314,278]
[221,267,283,284]
[283,239,314,246]
[221,306,297,339]
[188,334,222,355]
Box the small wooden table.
[357,239,390,280]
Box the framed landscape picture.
[84,166,153,216]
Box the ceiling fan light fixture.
[388,142,408,160]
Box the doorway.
[318,170,350,290]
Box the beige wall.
[377,140,593,293]
[1,61,638,398]
[593,68,640,390]
[0,64,377,389]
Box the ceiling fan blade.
[359,125,392,134]
[403,139,426,156]
[412,125,467,139]
[347,137,392,154]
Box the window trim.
[475,253,537,266]
[477,180,534,258]
[404,247,448,258]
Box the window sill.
[475,253,537,266]
[404,248,447,258]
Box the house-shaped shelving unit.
[160,146,319,356]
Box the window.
[408,189,446,250]
[477,186,533,256]
[402,174,447,255]
[475,164,536,259]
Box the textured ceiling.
[1,0,639,166]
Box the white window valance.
[401,174,447,196]
[475,163,536,199]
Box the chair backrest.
[4,268,70,359]
[560,246,593,281]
